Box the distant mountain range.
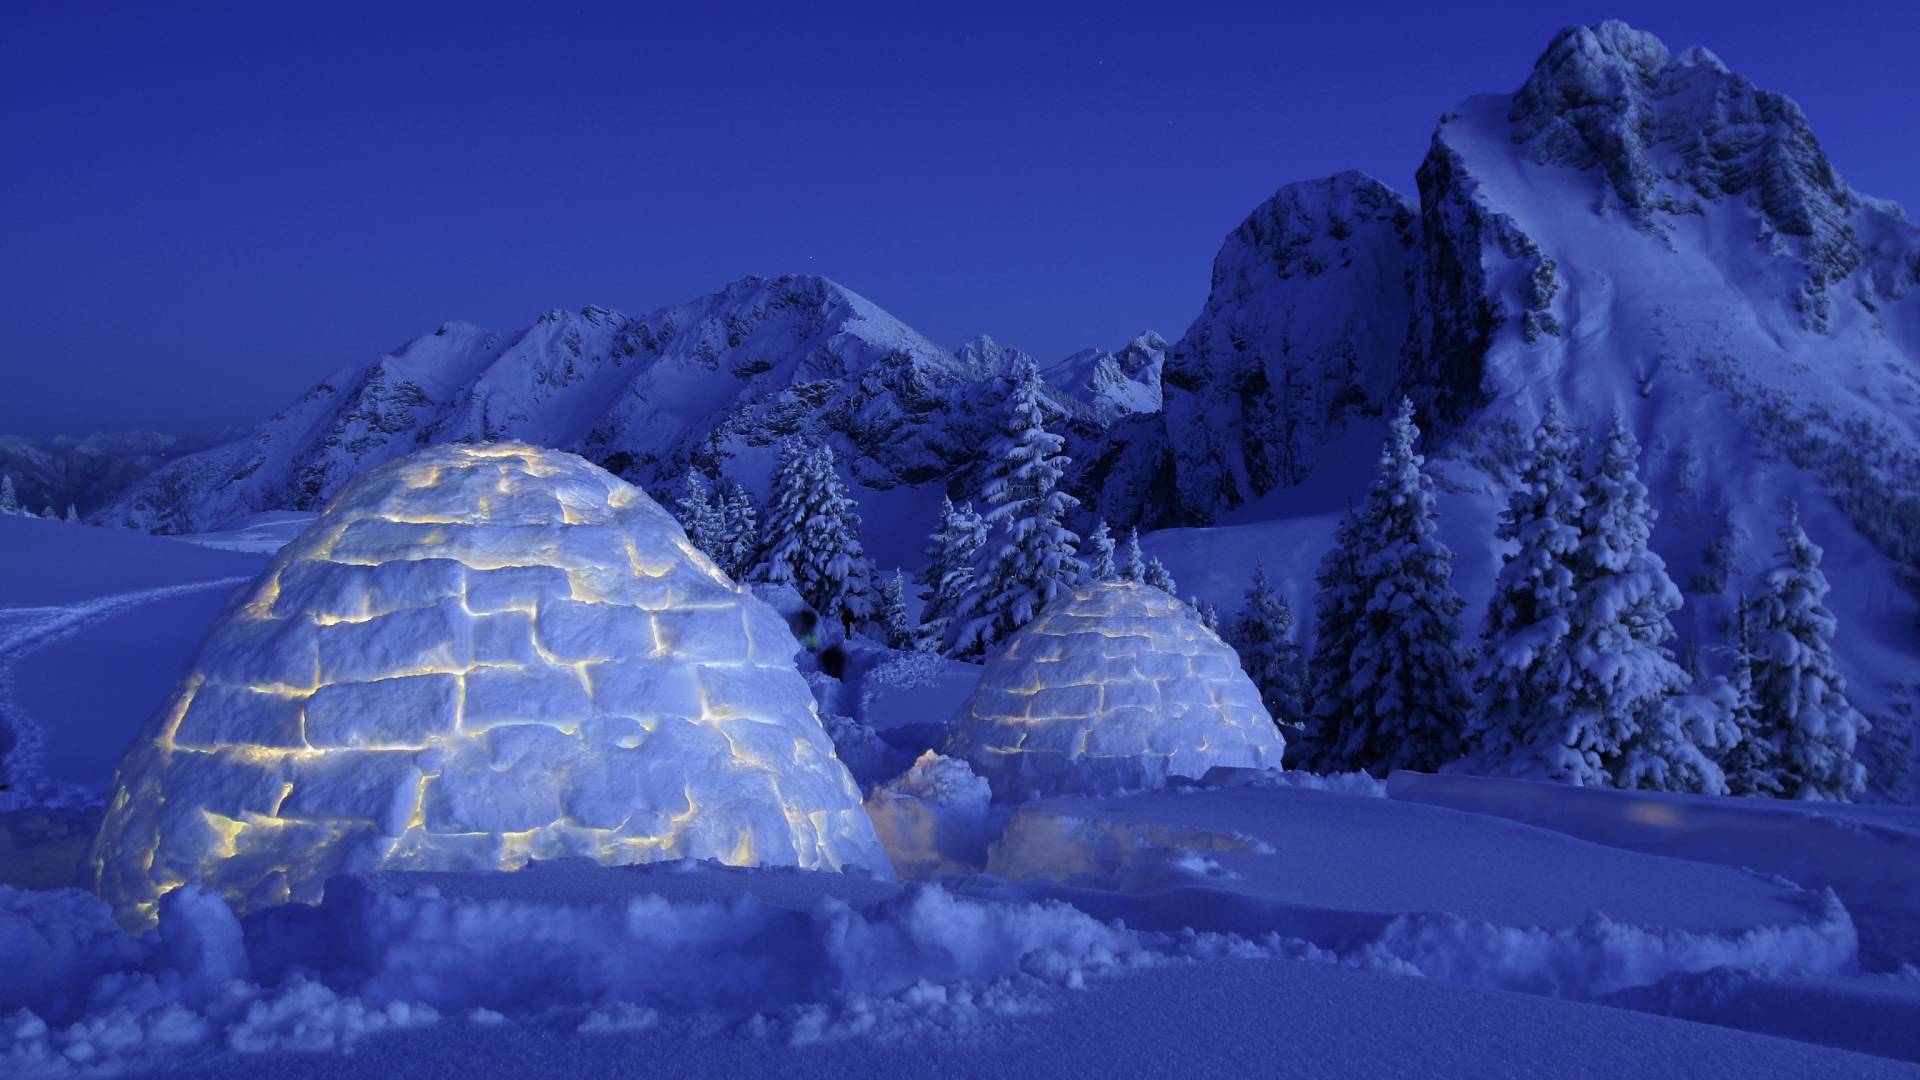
[0,430,222,517]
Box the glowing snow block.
[945,582,1286,800]
[90,442,892,931]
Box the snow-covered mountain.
[99,277,1104,560]
[1110,23,1920,536]
[1098,20,1920,798]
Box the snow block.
[305,673,460,748]
[90,443,891,931]
[282,751,423,835]
[171,682,308,750]
[945,582,1285,799]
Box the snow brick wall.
[90,443,890,930]
[945,582,1286,799]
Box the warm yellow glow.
[201,811,247,859]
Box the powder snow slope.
[0,514,267,808]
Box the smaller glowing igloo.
[944,582,1285,799]
[91,443,890,930]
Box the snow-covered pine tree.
[754,438,875,625]
[64,504,79,524]
[950,360,1085,657]
[1227,562,1305,730]
[40,505,56,519]
[914,497,987,653]
[1747,505,1869,800]
[1470,400,1595,782]
[1719,595,1784,797]
[675,468,725,565]
[1084,519,1117,581]
[717,479,759,579]
[880,570,918,651]
[1191,598,1221,634]
[1143,556,1177,596]
[1121,528,1146,583]
[1572,414,1715,793]
[0,475,16,514]
[1303,505,1366,768]
[1302,399,1474,775]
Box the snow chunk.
[865,752,996,877]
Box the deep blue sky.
[3,1,1915,440]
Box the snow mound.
[865,752,996,877]
[89,443,890,930]
[944,582,1284,799]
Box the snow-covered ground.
[6,511,1920,1076]
[0,515,265,809]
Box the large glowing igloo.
[945,581,1285,799]
[91,443,891,929]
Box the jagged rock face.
[1105,171,1415,524]
[101,277,1035,536]
[1041,332,1166,422]
[1502,20,1860,329]
[91,443,891,930]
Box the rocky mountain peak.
[1504,21,1861,327]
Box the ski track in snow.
[0,576,250,806]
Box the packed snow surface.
[5,780,1908,1078]
[945,582,1284,799]
[88,443,889,931]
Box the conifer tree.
[915,496,987,653]
[1121,528,1146,583]
[1719,596,1783,797]
[1303,399,1474,774]
[1572,414,1711,791]
[880,570,918,651]
[1084,519,1116,581]
[1191,598,1221,634]
[951,361,1085,656]
[64,504,79,525]
[0,474,16,515]
[1228,562,1305,729]
[1143,556,1177,596]
[675,468,725,566]
[716,479,759,579]
[1747,506,1868,800]
[755,438,875,624]
[1471,401,1596,781]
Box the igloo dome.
[944,582,1285,799]
[91,443,891,929]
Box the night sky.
[3,1,1915,440]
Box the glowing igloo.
[944,582,1285,799]
[91,443,891,929]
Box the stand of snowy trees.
[663,384,1869,803]
[1294,401,1868,801]
[0,474,80,523]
